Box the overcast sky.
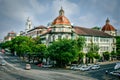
[0,0,120,40]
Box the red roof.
[52,15,71,25]
[102,18,116,31]
[28,25,47,32]
[73,26,112,37]
[9,31,15,34]
[52,7,71,25]
[102,24,115,31]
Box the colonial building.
[26,25,47,38]
[39,7,116,55]
[4,31,16,41]
[23,7,116,57]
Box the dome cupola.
[59,7,64,16]
[52,7,71,25]
[102,18,115,31]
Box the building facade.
[4,31,16,41]
[23,7,116,58]
[39,8,116,54]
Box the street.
[0,52,120,80]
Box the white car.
[110,71,120,76]
[1,60,6,66]
[70,64,78,70]
[91,65,100,70]
[79,66,90,71]
[25,64,31,70]
[87,64,94,68]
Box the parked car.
[79,65,91,71]
[73,66,81,70]
[25,64,31,70]
[110,71,120,76]
[42,64,52,68]
[0,60,6,66]
[87,64,94,69]
[91,64,100,70]
[70,64,78,70]
[71,64,86,70]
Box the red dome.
[102,24,115,31]
[52,7,71,25]
[52,15,71,25]
[102,18,115,31]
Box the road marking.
[87,67,114,73]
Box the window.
[66,34,69,39]
[58,35,61,39]
[53,35,55,41]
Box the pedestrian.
[105,70,108,74]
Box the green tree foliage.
[33,44,48,60]
[111,51,117,60]
[86,52,94,59]
[33,36,41,44]
[111,51,117,57]
[48,38,79,67]
[1,41,11,49]
[1,36,48,64]
[91,26,101,30]
[94,53,100,59]
[1,40,14,54]
[78,52,84,64]
[88,43,99,53]
[76,37,85,51]
[86,39,100,63]
[11,36,34,56]
[103,51,110,61]
[116,36,120,59]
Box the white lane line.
[87,67,114,73]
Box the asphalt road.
[0,52,120,80]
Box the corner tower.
[48,7,72,43]
[102,18,116,36]
[25,17,32,32]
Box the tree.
[91,26,101,30]
[103,52,110,61]
[10,36,34,57]
[1,40,15,54]
[86,39,100,63]
[32,44,48,63]
[116,36,120,59]
[78,52,84,64]
[111,51,117,61]
[48,39,79,67]
[94,53,100,63]
[94,53,100,60]
[33,36,41,44]
[74,37,85,64]
[76,37,85,51]
[86,51,94,63]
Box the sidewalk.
[98,60,120,65]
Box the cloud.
[0,0,49,39]
[0,0,119,39]
[52,0,80,18]
[78,14,98,28]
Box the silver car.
[1,60,6,66]
[91,64,100,70]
